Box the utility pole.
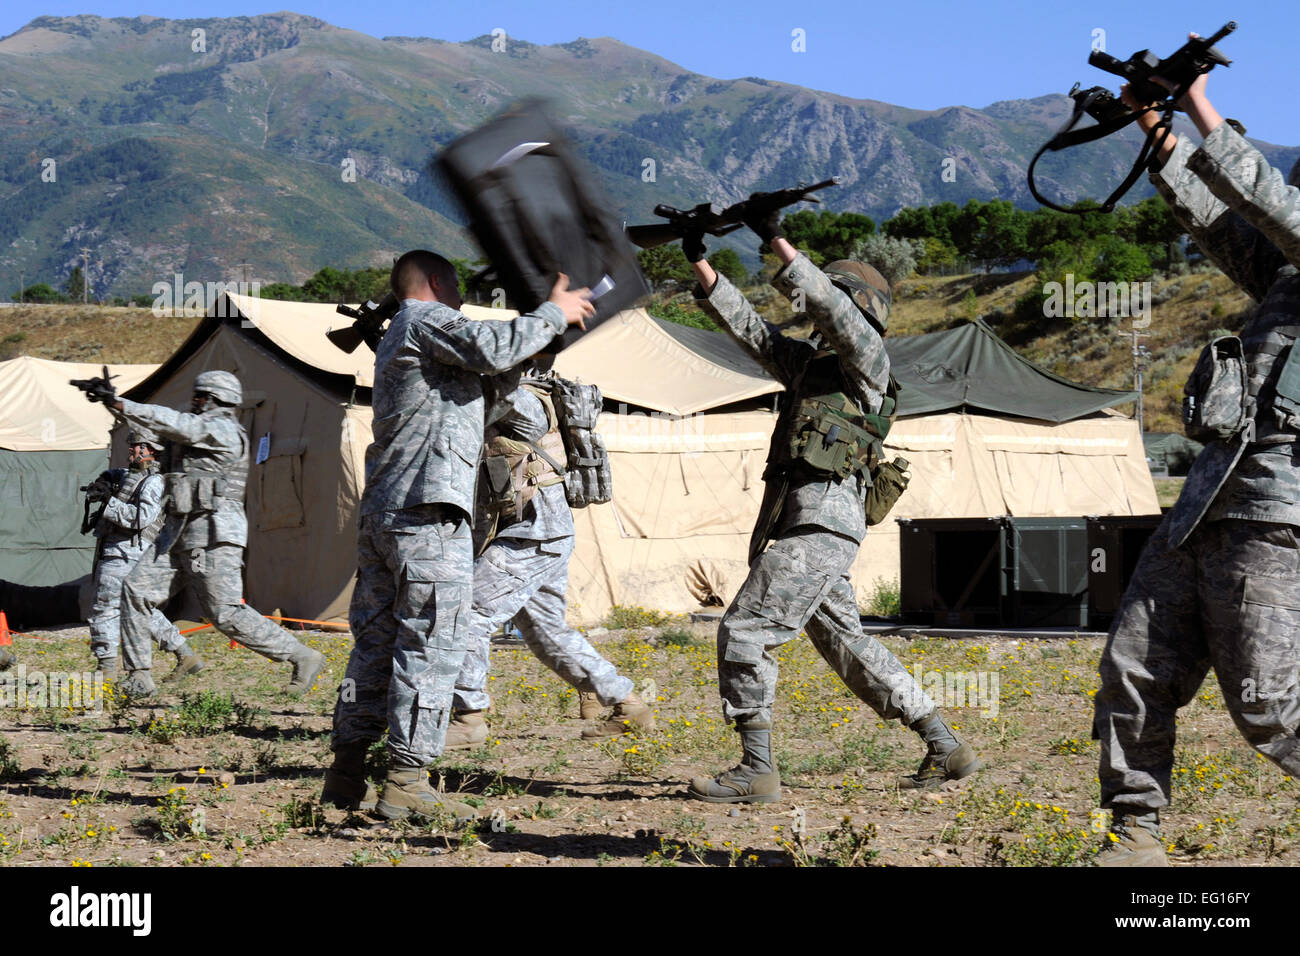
[236,262,251,288]
[18,272,23,304]
[1116,325,1152,433]
[80,248,90,304]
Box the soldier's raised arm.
[410,273,591,374]
[116,401,235,452]
[1187,124,1300,271]
[688,233,810,386]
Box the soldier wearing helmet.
[89,369,326,698]
[84,425,201,679]
[679,210,979,804]
[1091,67,1300,866]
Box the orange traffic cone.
[0,610,11,647]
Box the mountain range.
[2,12,1296,298]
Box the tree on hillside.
[63,266,87,301]
[783,210,876,262]
[851,235,923,285]
[709,248,748,286]
[16,283,68,304]
[637,245,692,290]
[950,199,1031,272]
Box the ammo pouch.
[864,457,910,527]
[1183,336,1255,444]
[166,473,227,516]
[1271,341,1300,432]
[548,376,613,508]
[788,397,881,480]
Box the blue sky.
[5,1,1298,143]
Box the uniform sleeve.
[1152,135,1287,302]
[412,302,566,374]
[693,272,808,386]
[101,473,164,530]
[1188,123,1300,271]
[493,386,550,443]
[771,252,889,411]
[119,400,230,451]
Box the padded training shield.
[436,99,650,349]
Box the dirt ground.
[0,618,1294,868]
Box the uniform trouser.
[90,554,185,661]
[1094,516,1300,812]
[453,533,634,713]
[120,542,302,672]
[718,525,934,727]
[332,505,473,768]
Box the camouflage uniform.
[88,463,185,664]
[695,253,934,727]
[1095,125,1300,813]
[116,398,308,671]
[453,386,634,714]
[331,299,567,768]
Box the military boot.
[581,691,656,739]
[445,711,489,750]
[285,645,326,696]
[578,691,601,720]
[0,647,13,672]
[1096,811,1169,867]
[321,744,378,812]
[374,767,480,824]
[119,670,157,700]
[96,657,118,679]
[162,643,205,683]
[688,718,782,803]
[899,710,980,789]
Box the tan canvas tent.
[119,295,1157,626]
[552,311,1160,620]
[0,357,156,586]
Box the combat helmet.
[193,370,242,406]
[823,260,892,336]
[127,427,164,452]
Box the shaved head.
[391,250,461,303]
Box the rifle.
[1028,23,1237,213]
[328,292,400,354]
[79,468,127,535]
[627,178,840,249]
[69,365,118,406]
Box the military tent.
[551,314,1160,619]
[119,296,1158,626]
[0,356,156,587]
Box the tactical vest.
[479,385,568,530]
[165,410,249,516]
[771,353,897,480]
[113,467,167,545]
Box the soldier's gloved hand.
[742,197,785,243]
[681,229,708,263]
[84,380,118,407]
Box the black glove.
[681,230,708,263]
[70,366,118,407]
[742,196,785,243]
[84,381,117,406]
